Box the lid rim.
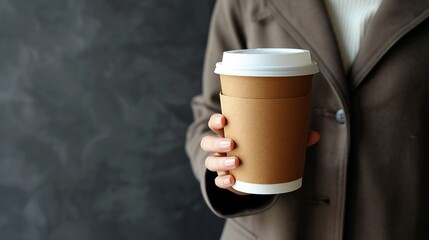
[214,48,319,76]
[215,62,319,77]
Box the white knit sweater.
[324,0,382,71]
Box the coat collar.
[266,0,349,105]
[351,0,429,89]
[266,0,429,96]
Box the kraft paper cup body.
[215,48,319,195]
[220,75,313,99]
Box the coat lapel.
[266,0,429,95]
[266,0,349,105]
[350,0,429,89]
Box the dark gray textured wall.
[0,0,223,239]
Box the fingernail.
[214,116,222,126]
[223,177,231,185]
[224,158,236,167]
[219,140,231,150]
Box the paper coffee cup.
[214,48,319,194]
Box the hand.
[200,113,320,195]
[200,113,244,194]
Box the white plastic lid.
[214,48,319,76]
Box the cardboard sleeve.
[220,93,312,184]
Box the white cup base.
[232,178,302,195]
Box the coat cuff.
[201,170,278,218]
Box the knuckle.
[207,118,213,129]
[200,137,206,149]
[200,136,211,150]
[209,113,224,131]
[205,156,226,172]
[204,156,213,170]
[215,176,226,189]
[208,114,218,129]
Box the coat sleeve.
[185,0,278,218]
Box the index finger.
[208,113,226,137]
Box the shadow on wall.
[0,0,223,239]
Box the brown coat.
[186,0,429,239]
